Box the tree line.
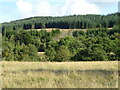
[2,13,118,31]
[2,12,120,61]
[2,26,120,61]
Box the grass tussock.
[2,61,118,88]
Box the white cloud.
[63,0,100,15]
[33,1,51,16]
[16,0,100,18]
[16,0,33,18]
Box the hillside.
[2,13,119,32]
[2,12,120,62]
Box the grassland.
[28,28,113,32]
[1,61,118,88]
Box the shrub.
[55,45,72,62]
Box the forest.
[2,13,118,30]
[1,12,120,61]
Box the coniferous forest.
[2,13,120,61]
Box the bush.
[73,46,108,61]
[28,44,38,61]
[55,45,72,62]
[45,47,56,61]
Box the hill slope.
[2,13,118,31]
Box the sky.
[0,0,119,23]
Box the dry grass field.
[1,61,118,88]
[28,28,113,32]
[27,28,87,32]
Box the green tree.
[14,31,32,45]
[2,41,14,61]
[55,45,71,62]
[91,47,108,61]
[45,47,56,61]
[28,44,38,61]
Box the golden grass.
[28,28,87,32]
[2,61,118,88]
[27,28,113,32]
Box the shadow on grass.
[22,69,118,75]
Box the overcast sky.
[0,0,119,23]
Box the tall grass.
[2,61,118,88]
